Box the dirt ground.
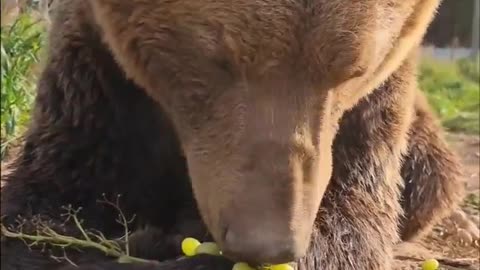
[394,133,480,270]
[1,132,479,269]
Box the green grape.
[270,264,294,270]
[422,259,439,270]
[181,237,201,256]
[232,262,256,270]
[195,242,222,256]
[117,255,133,264]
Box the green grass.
[463,193,480,212]
[1,13,46,159]
[419,56,480,135]
[457,54,480,83]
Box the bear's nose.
[220,226,301,265]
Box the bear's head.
[88,0,440,265]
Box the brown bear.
[0,0,464,270]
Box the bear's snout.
[220,219,305,265]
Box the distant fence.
[421,46,475,61]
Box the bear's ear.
[344,0,440,108]
[88,0,174,96]
[88,0,238,107]
[89,0,441,108]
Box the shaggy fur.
[1,0,464,269]
[399,90,465,241]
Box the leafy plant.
[1,12,46,159]
[457,54,480,83]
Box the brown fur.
[88,0,447,263]
[0,0,465,269]
[399,90,465,241]
[296,50,417,270]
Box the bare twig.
[50,248,79,268]
[98,194,136,256]
[1,196,151,266]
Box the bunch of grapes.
[181,237,294,270]
[182,237,442,270]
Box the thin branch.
[98,194,135,256]
[1,223,153,265]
